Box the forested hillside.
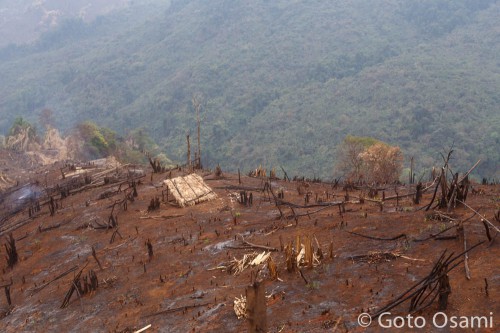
[0,0,139,47]
[0,0,498,179]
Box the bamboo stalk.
[457,200,500,233]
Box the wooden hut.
[163,173,217,207]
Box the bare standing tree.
[186,133,191,171]
[192,93,203,169]
[336,135,367,183]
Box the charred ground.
[0,149,498,332]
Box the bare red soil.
[0,151,498,332]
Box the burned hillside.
[0,149,499,332]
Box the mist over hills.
[0,0,499,179]
[0,0,142,47]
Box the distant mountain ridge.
[0,0,498,179]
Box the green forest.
[0,0,498,179]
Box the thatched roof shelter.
[163,173,217,207]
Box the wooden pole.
[410,157,414,185]
[186,134,191,172]
[461,225,471,280]
[192,94,202,169]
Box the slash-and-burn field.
[0,150,498,332]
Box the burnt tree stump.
[246,281,267,333]
[5,234,18,268]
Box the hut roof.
[163,173,217,208]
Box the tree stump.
[246,281,267,333]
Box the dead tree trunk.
[186,134,191,172]
[147,239,154,261]
[409,156,414,185]
[192,94,202,169]
[414,182,423,204]
[438,267,451,310]
[439,170,448,209]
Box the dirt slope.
[0,156,498,332]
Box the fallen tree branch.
[350,251,400,263]
[38,218,72,233]
[139,214,184,220]
[143,302,211,318]
[372,241,484,318]
[276,200,344,209]
[287,205,338,218]
[0,217,35,237]
[426,211,456,222]
[346,231,407,241]
[29,265,79,296]
[104,236,138,252]
[230,235,278,252]
[61,263,88,308]
[383,182,435,201]
[458,159,481,184]
[414,224,458,242]
[434,235,457,240]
